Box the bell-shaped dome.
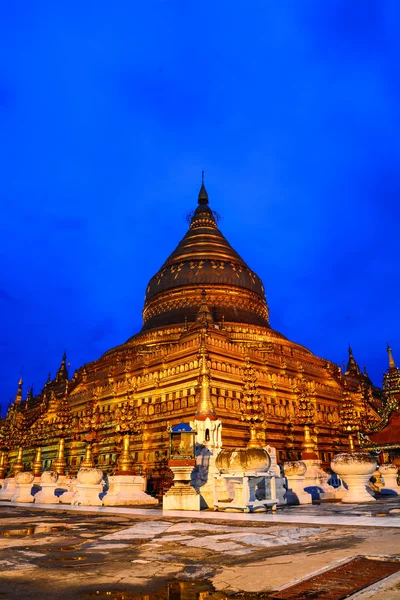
[142,177,270,331]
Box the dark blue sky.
[1,1,399,412]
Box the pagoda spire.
[56,350,69,382]
[14,376,23,406]
[198,170,209,205]
[387,343,396,369]
[195,331,217,421]
[346,345,361,375]
[25,386,33,410]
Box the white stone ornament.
[77,467,103,485]
[379,464,400,495]
[72,468,104,506]
[34,470,60,504]
[331,452,377,503]
[11,471,35,503]
[0,477,18,501]
[41,470,59,483]
[59,477,78,504]
[283,460,312,505]
[102,475,158,506]
[212,447,277,513]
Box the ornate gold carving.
[339,385,360,451]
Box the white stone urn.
[34,470,60,504]
[77,468,103,485]
[72,468,104,506]
[41,470,59,483]
[283,461,307,477]
[11,471,35,503]
[15,471,35,484]
[283,461,312,505]
[379,464,400,495]
[331,452,377,503]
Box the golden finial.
[14,373,23,406]
[198,171,209,205]
[387,343,396,369]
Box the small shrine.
[163,423,201,511]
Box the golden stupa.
[1,176,392,494]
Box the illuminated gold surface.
[12,446,24,476]
[0,181,392,489]
[0,451,7,479]
[116,434,134,472]
[32,447,42,477]
[81,443,95,469]
[52,438,67,476]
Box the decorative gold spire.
[247,425,262,448]
[52,438,66,476]
[116,434,134,473]
[346,345,361,375]
[387,343,396,369]
[12,446,24,475]
[56,350,69,382]
[14,376,23,406]
[195,331,217,421]
[301,425,318,459]
[32,447,42,478]
[198,170,209,205]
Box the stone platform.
[1,498,400,600]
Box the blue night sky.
[1,1,399,413]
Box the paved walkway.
[2,500,400,528]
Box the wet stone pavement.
[0,501,400,599]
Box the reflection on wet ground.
[0,524,68,536]
[81,580,224,600]
[0,504,400,599]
